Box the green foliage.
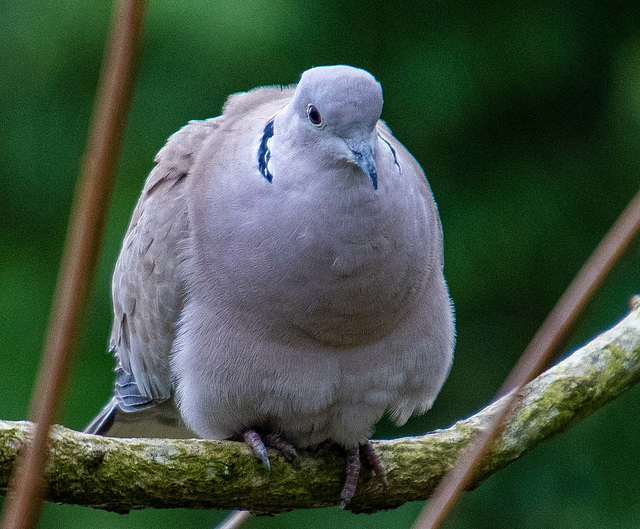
[1,0,639,527]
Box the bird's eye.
[307,104,323,126]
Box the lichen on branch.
[1,307,639,514]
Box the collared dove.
[86,65,455,506]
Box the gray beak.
[345,139,378,190]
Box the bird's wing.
[88,85,294,436]
[109,118,220,413]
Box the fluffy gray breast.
[187,118,438,348]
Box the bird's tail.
[84,398,195,438]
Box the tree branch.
[1,306,639,515]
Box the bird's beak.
[345,139,378,190]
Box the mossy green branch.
[1,307,639,514]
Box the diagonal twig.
[0,2,146,528]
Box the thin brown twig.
[0,2,146,528]
[413,187,640,529]
[216,512,252,529]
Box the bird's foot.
[362,440,388,490]
[238,430,299,470]
[340,446,361,508]
[340,441,387,508]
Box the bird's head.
[287,65,383,189]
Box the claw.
[263,433,299,464]
[243,430,270,470]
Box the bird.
[85,64,456,507]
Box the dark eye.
[307,104,323,126]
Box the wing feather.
[110,118,219,412]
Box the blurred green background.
[2,0,640,527]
